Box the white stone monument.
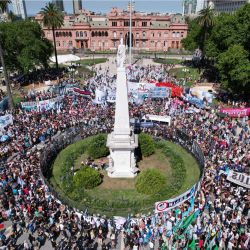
[106,38,138,178]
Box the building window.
[112,21,117,26]
[69,41,73,47]
[124,21,134,26]
[158,32,161,38]
[76,31,79,37]
[105,31,108,36]
[113,31,117,38]
[142,21,147,27]
[172,32,175,38]
[114,41,117,47]
[120,32,123,37]
[80,31,83,37]
[63,41,66,47]
[181,32,184,38]
[136,41,139,48]
[142,31,146,38]
[142,41,146,47]
[84,31,87,37]
[55,32,59,37]
[176,32,180,38]
[136,33,139,38]
[56,41,60,47]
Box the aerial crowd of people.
[0,65,249,250]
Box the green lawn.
[50,137,201,216]
[153,58,184,65]
[169,67,200,81]
[79,58,108,66]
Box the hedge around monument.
[138,133,155,157]
[74,167,102,190]
[135,168,166,195]
[87,134,109,159]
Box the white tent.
[50,54,80,64]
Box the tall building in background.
[73,0,83,14]
[196,0,205,12]
[206,0,249,13]
[183,0,207,15]
[12,0,27,19]
[183,0,197,15]
[53,0,65,12]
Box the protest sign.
[155,183,197,213]
[220,107,250,118]
[227,171,250,189]
[0,114,13,129]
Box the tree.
[0,21,53,74]
[181,19,202,52]
[195,6,215,52]
[7,10,18,22]
[217,45,250,93]
[0,0,13,110]
[40,2,64,70]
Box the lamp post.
[128,0,134,65]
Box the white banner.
[227,171,250,189]
[94,89,107,104]
[0,114,13,129]
[155,183,197,213]
[21,96,64,111]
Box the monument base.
[106,132,139,178]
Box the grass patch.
[79,58,108,66]
[153,58,183,65]
[169,67,200,81]
[50,135,200,216]
[12,93,24,106]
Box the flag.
[189,239,196,250]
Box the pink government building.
[35,8,188,52]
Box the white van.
[141,114,171,126]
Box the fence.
[39,124,205,217]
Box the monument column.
[106,38,138,178]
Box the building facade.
[35,8,188,52]
[12,0,27,19]
[73,0,83,15]
[207,0,249,12]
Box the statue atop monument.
[117,38,126,68]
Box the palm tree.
[40,2,64,70]
[0,0,14,110]
[196,6,215,52]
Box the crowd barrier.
[38,122,205,217]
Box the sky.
[10,0,183,16]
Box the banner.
[155,183,197,213]
[227,171,250,189]
[94,89,106,104]
[0,114,13,129]
[220,107,250,118]
[21,96,64,111]
[72,88,91,97]
[187,96,205,109]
